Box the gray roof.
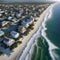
[3,37,15,46]
[0,38,3,42]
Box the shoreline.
[41,3,58,60]
[16,4,54,60]
[25,4,55,60]
[0,4,53,60]
[29,4,55,60]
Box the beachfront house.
[0,30,4,37]
[28,16,34,24]
[10,31,19,39]
[21,20,29,28]
[11,13,15,17]
[8,16,12,20]
[21,16,34,28]
[18,26,26,34]
[3,38,15,47]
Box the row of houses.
[0,4,50,49]
[0,16,34,47]
[0,30,19,47]
[0,3,49,20]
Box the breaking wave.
[41,4,59,60]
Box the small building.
[8,16,12,20]
[0,11,4,14]
[0,30,4,37]
[16,13,21,18]
[21,20,29,28]
[21,16,34,28]
[41,8,44,11]
[27,16,34,25]
[1,21,9,27]
[10,31,19,39]
[18,26,26,34]
[5,12,8,15]
[11,13,15,17]
[12,18,17,23]
[0,13,2,17]
[38,9,41,12]
[3,38,15,47]
[32,7,35,10]
[33,12,38,17]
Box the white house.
[10,31,19,39]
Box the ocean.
[42,3,60,60]
[18,3,60,60]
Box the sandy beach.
[17,4,54,60]
[0,4,54,60]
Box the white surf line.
[24,4,55,60]
[19,7,53,59]
[25,54,30,60]
[25,29,41,60]
[41,4,59,60]
[19,26,41,60]
[24,10,52,60]
[18,4,54,60]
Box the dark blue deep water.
[45,3,60,60]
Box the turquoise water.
[44,3,60,60]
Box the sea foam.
[41,4,59,60]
